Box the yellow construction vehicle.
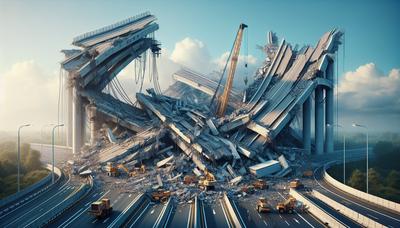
[198,169,216,191]
[106,162,119,177]
[130,164,146,176]
[256,197,272,213]
[289,179,304,189]
[253,179,269,190]
[88,198,113,219]
[151,189,171,203]
[276,197,296,214]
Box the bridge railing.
[324,162,400,214]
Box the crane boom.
[217,23,247,116]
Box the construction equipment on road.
[198,169,216,190]
[88,198,113,219]
[289,179,304,189]
[256,197,272,213]
[106,162,119,177]
[276,196,296,214]
[151,189,171,203]
[253,179,268,190]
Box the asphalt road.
[126,202,164,228]
[166,203,191,228]
[52,187,138,228]
[0,173,76,228]
[203,200,230,228]
[314,166,400,228]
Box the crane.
[216,23,248,117]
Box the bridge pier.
[315,86,324,155]
[87,104,101,146]
[66,74,73,148]
[325,60,334,154]
[303,97,311,154]
[72,86,84,155]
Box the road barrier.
[0,164,62,209]
[26,175,93,227]
[153,197,174,228]
[221,193,246,228]
[324,162,400,214]
[289,188,346,228]
[107,193,147,228]
[187,196,202,228]
[312,189,385,228]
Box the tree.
[386,170,400,189]
[368,168,382,194]
[348,169,366,191]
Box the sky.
[0,0,399,132]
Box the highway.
[203,200,230,228]
[125,201,163,227]
[52,187,139,228]
[314,166,400,228]
[0,173,76,227]
[166,203,191,227]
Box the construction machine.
[276,197,296,214]
[214,23,248,117]
[198,169,216,191]
[88,198,113,219]
[256,197,272,213]
[253,179,268,190]
[106,162,119,177]
[289,179,304,189]
[151,189,171,203]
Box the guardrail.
[107,193,147,228]
[153,197,174,228]
[312,189,385,228]
[187,196,203,228]
[221,193,246,228]
[26,176,93,227]
[324,162,400,214]
[0,164,62,209]
[289,188,346,228]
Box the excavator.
[215,23,248,117]
[198,169,216,190]
[117,164,146,177]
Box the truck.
[289,179,304,189]
[253,179,268,190]
[151,189,171,203]
[105,162,119,177]
[256,197,272,213]
[198,169,216,191]
[88,198,113,219]
[276,197,295,214]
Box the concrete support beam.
[315,87,324,155]
[72,85,83,155]
[86,104,101,146]
[325,61,334,153]
[66,75,73,147]
[302,97,311,154]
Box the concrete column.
[66,78,73,147]
[325,61,334,153]
[72,85,83,155]
[87,104,101,146]
[315,86,324,155]
[302,97,311,154]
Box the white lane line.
[367,213,379,220]
[279,214,283,219]
[103,218,110,223]
[314,166,400,222]
[85,201,91,207]
[219,199,231,228]
[129,203,150,228]
[187,203,192,228]
[91,219,97,224]
[258,213,262,218]
[57,208,84,228]
[285,220,290,226]
[294,218,300,224]
[92,193,98,198]
[213,209,216,215]
[263,220,268,226]
[57,190,110,228]
[150,209,155,214]
[128,194,132,198]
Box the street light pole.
[52,124,64,184]
[352,123,369,193]
[17,124,30,192]
[327,123,345,183]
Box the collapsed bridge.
[61,12,342,178]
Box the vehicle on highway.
[88,198,113,219]
[151,189,171,203]
[256,197,272,213]
[276,197,295,214]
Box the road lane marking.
[263,220,268,226]
[103,218,110,223]
[128,194,132,198]
[294,218,300,224]
[213,209,216,215]
[258,213,262,218]
[129,203,150,228]
[279,215,283,219]
[57,208,84,228]
[91,219,97,224]
[367,213,379,220]
[85,201,91,207]
[150,209,155,214]
[285,220,290,226]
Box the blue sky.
[0,0,399,132]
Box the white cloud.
[170,37,212,72]
[0,60,59,131]
[338,63,400,113]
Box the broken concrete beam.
[219,138,241,161]
[226,164,237,178]
[206,119,219,135]
[219,114,250,132]
[157,174,163,187]
[193,168,202,177]
[249,160,281,177]
[107,128,117,143]
[157,155,174,168]
[278,155,289,169]
[229,176,243,186]
[237,145,256,159]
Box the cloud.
[0,60,59,131]
[170,38,212,72]
[338,63,400,114]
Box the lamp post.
[52,124,64,183]
[17,124,31,192]
[327,123,346,183]
[352,123,369,193]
